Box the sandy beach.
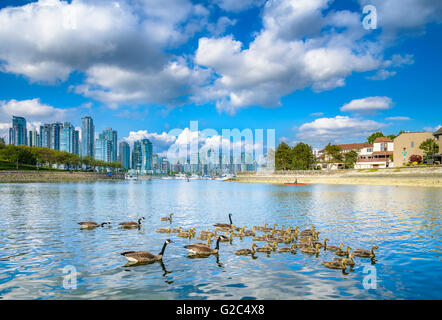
[235,167,442,188]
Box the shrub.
[409,155,422,164]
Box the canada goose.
[184,236,222,255]
[189,236,213,248]
[277,244,297,253]
[300,226,315,237]
[214,213,234,229]
[327,243,344,252]
[219,232,233,243]
[334,254,355,266]
[156,227,171,233]
[262,224,276,233]
[322,258,349,270]
[199,228,211,236]
[313,238,328,249]
[121,239,173,264]
[353,245,379,258]
[252,234,268,242]
[196,232,213,241]
[243,227,256,237]
[161,213,173,222]
[78,221,110,229]
[254,223,267,232]
[177,228,196,238]
[335,246,351,257]
[300,243,321,255]
[256,242,278,253]
[235,243,258,255]
[170,226,182,233]
[119,217,145,228]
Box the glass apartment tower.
[60,122,80,154]
[119,141,131,170]
[81,117,95,157]
[9,116,27,146]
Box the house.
[434,127,442,153]
[318,143,373,170]
[393,132,434,167]
[355,137,394,169]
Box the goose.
[161,213,173,222]
[262,224,277,233]
[177,228,196,238]
[353,245,379,258]
[322,258,349,270]
[326,243,344,252]
[119,217,145,228]
[170,226,182,233]
[300,226,315,237]
[277,244,297,253]
[121,239,173,264]
[199,228,212,236]
[300,243,321,255]
[335,246,351,257]
[78,221,110,229]
[235,243,258,256]
[256,242,278,253]
[243,227,256,237]
[196,232,213,241]
[190,236,213,248]
[214,213,234,229]
[184,236,222,255]
[254,223,268,232]
[334,254,355,266]
[252,234,268,242]
[156,227,171,233]
[313,238,328,249]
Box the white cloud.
[424,124,442,133]
[385,116,411,121]
[310,112,324,117]
[340,96,393,114]
[296,116,386,146]
[215,0,264,12]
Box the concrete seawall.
[0,171,125,183]
[236,167,442,188]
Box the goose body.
[353,245,378,258]
[78,221,110,229]
[121,239,173,264]
[161,213,173,222]
[119,217,145,228]
[334,254,355,266]
[235,243,257,256]
[322,258,349,270]
[300,243,321,255]
[278,244,297,253]
[326,243,344,252]
[335,246,351,257]
[184,237,222,255]
[156,227,171,233]
[214,213,234,229]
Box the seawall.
[0,171,125,183]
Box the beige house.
[393,132,433,167]
[355,137,394,169]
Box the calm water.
[0,180,441,300]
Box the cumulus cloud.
[214,0,264,12]
[340,96,393,114]
[296,116,386,146]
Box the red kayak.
[284,183,307,186]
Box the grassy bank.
[236,167,442,188]
[0,170,125,183]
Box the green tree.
[367,132,384,144]
[420,138,439,157]
[275,142,292,170]
[1,145,35,169]
[324,144,343,163]
[343,150,358,169]
[291,142,315,170]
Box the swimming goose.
[322,258,349,270]
[161,213,173,222]
[235,243,258,256]
[78,221,110,229]
[326,243,344,252]
[334,254,355,266]
[335,246,351,257]
[243,227,256,237]
[170,226,182,233]
[300,243,321,255]
[156,227,171,233]
[256,242,278,253]
[300,226,316,237]
[184,236,222,255]
[121,239,173,264]
[277,244,297,253]
[353,245,379,258]
[214,213,234,229]
[313,238,328,249]
[119,217,145,228]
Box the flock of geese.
[78,213,379,271]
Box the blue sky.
[0,0,441,152]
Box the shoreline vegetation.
[236,166,442,188]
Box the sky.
[0,0,441,154]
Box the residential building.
[39,124,51,148]
[161,158,170,173]
[95,138,112,162]
[60,122,77,154]
[434,127,442,153]
[356,137,394,169]
[72,130,80,155]
[101,127,118,162]
[393,132,434,167]
[28,130,39,147]
[50,122,62,150]
[119,141,131,170]
[9,116,27,146]
[132,141,142,171]
[81,116,95,157]
[320,143,373,170]
[141,139,153,171]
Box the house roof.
[337,143,373,151]
[374,137,393,143]
[434,127,442,136]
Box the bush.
[409,155,422,164]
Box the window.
[411,141,414,148]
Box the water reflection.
[0,181,441,299]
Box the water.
[0,180,441,300]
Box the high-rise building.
[81,117,95,157]
[141,139,153,171]
[132,141,142,171]
[50,122,62,150]
[95,138,112,162]
[119,141,131,170]
[29,130,39,147]
[72,130,80,155]
[39,124,51,148]
[9,116,27,146]
[60,122,79,154]
[152,153,159,170]
[101,128,118,162]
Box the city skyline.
[0,0,441,153]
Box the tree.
[324,144,343,163]
[420,138,439,157]
[291,142,315,170]
[367,132,384,144]
[275,142,292,170]
[1,145,35,170]
[343,150,358,169]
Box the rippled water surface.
[0,180,441,300]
